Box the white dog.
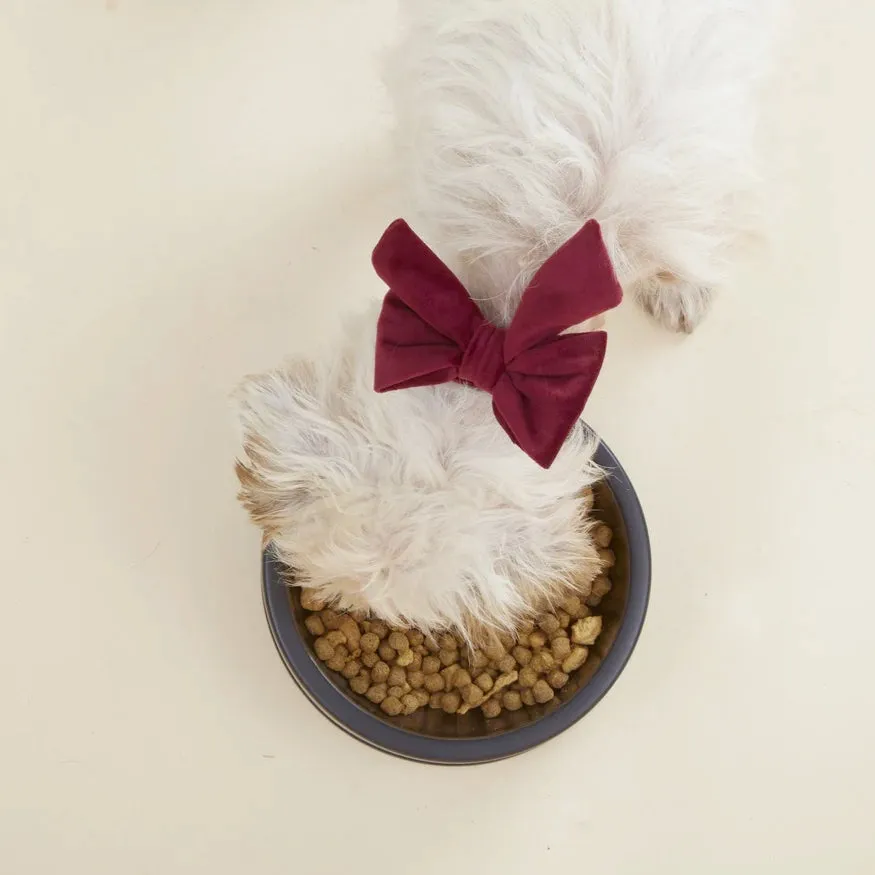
[235,0,777,635]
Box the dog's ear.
[232,361,328,538]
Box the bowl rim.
[261,436,651,765]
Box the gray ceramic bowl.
[262,438,650,765]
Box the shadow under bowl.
[262,437,651,764]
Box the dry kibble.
[530,651,555,673]
[429,692,444,709]
[517,619,535,637]
[475,673,493,692]
[371,661,391,684]
[498,632,516,651]
[441,691,462,714]
[378,642,396,662]
[401,693,420,715]
[413,689,430,708]
[320,609,343,631]
[388,631,410,652]
[561,595,583,617]
[548,670,570,690]
[439,649,457,667]
[502,691,523,711]
[381,696,403,716]
[571,616,603,646]
[299,589,326,611]
[408,670,426,690]
[551,636,572,661]
[481,698,502,719]
[453,669,472,690]
[388,685,405,699]
[424,674,445,693]
[532,679,555,704]
[469,650,489,670]
[387,666,407,688]
[369,620,390,640]
[313,637,334,662]
[326,653,347,672]
[424,637,441,653]
[511,646,532,666]
[324,630,347,647]
[562,646,589,674]
[587,576,612,607]
[483,642,506,662]
[408,630,425,648]
[422,655,441,675]
[360,632,380,654]
[361,651,379,669]
[304,615,325,637]
[528,631,548,649]
[440,665,459,690]
[518,667,539,688]
[462,684,485,706]
[520,689,536,707]
[537,614,561,635]
[349,674,370,695]
[439,634,458,651]
[408,653,423,671]
[342,660,362,680]
[339,617,361,649]
[366,683,388,704]
[557,610,571,629]
[497,654,517,674]
[593,524,613,548]
[395,649,415,667]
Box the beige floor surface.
[2,2,874,873]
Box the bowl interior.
[285,478,631,739]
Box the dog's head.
[234,306,602,634]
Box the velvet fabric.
[372,219,622,468]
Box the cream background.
[1,2,873,872]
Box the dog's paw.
[636,274,714,334]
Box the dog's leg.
[635,272,714,334]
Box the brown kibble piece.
[548,670,569,690]
[388,685,405,699]
[453,669,472,689]
[562,595,583,617]
[413,689,430,708]
[520,689,536,707]
[361,651,379,669]
[483,642,505,662]
[320,609,342,631]
[562,646,589,673]
[469,650,489,670]
[441,691,462,714]
[424,637,441,653]
[537,614,561,635]
[342,660,362,679]
[401,693,420,715]
[388,631,410,652]
[424,674,445,693]
[408,670,425,690]
[552,636,572,661]
[349,674,370,695]
[299,589,326,611]
[313,637,334,662]
[502,691,523,711]
[326,653,347,672]
[532,679,555,704]
[408,630,425,647]
[304,615,325,637]
[530,651,555,673]
[408,652,422,671]
[518,667,538,688]
[439,634,458,651]
[571,616,603,646]
[557,610,571,629]
[462,684,485,706]
[587,576,612,607]
[598,549,616,569]
[360,632,380,654]
[481,698,502,719]
[429,692,444,709]
[339,617,360,649]
[366,683,388,704]
[371,661,391,684]
[369,620,390,639]
[593,524,613,548]
[324,630,347,647]
[439,649,457,667]
[381,696,403,716]
[387,666,407,688]
[422,655,441,675]
[528,631,548,649]
[475,673,493,692]
[395,649,415,667]
[378,642,396,662]
[512,646,532,666]
[440,666,459,691]
[497,654,517,674]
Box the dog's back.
[386,0,779,330]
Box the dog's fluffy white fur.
[235,0,777,634]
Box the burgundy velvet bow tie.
[372,219,622,468]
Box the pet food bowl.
[262,437,650,764]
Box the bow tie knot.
[371,219,622,468]
[459,322,506,391]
